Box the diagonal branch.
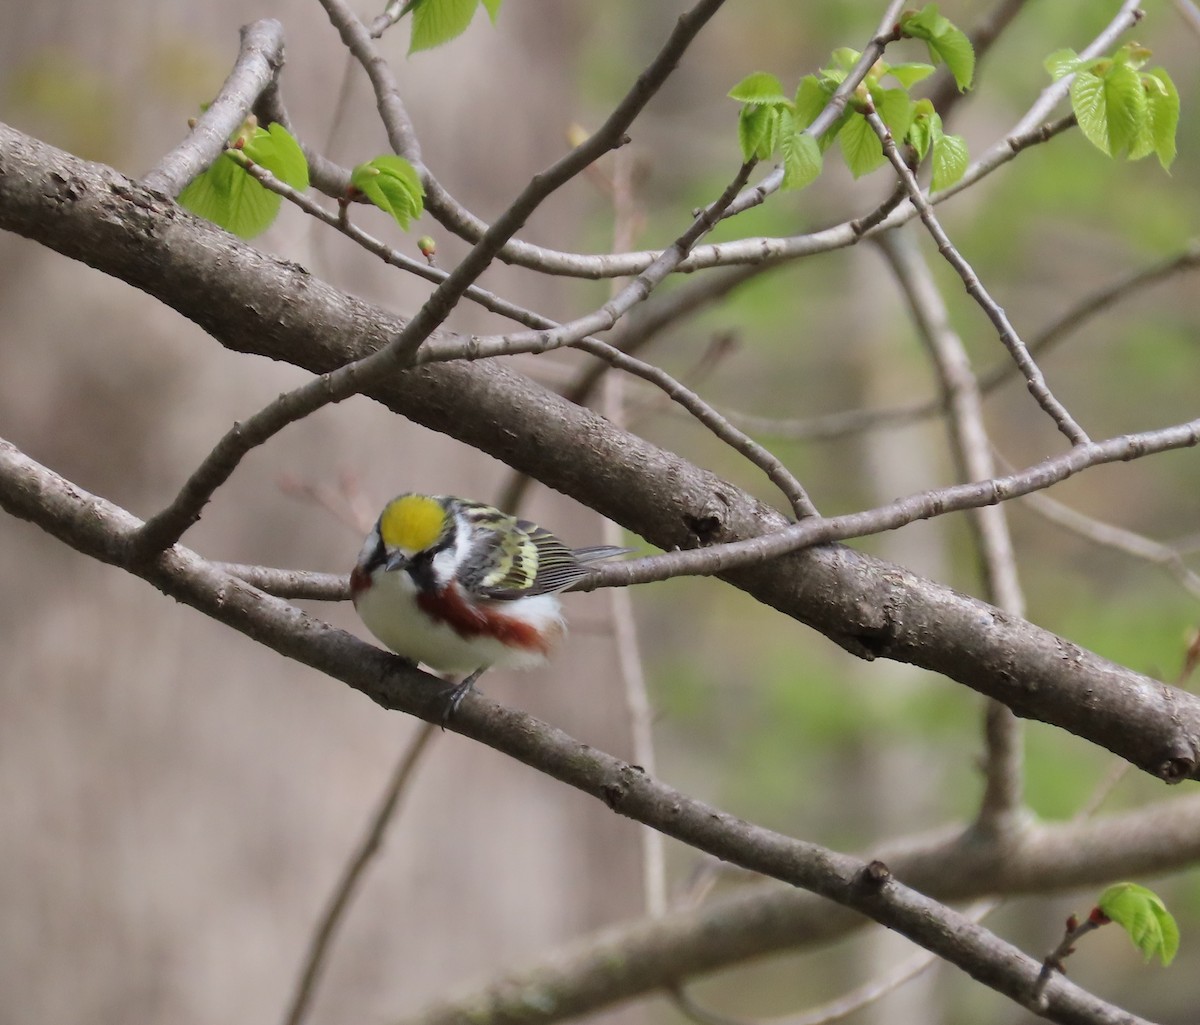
[394,792,1200,1025]
[141,19,286,197]
[716,241,1200,443]
[0,436,1163,1025]
[864,106,1089,446]
[414,162,759,364]
[281,722,439,1025]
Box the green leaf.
[1062,45,1180,170]
[179,151,281,239]
[793,75,831,129]
[781,125,822,190]
[1044,48,1082,81]
[928,22,974,91]
[907,104,939,161]
[351,155,425,229]
[872,86,914,144]
[898,3,947,40]
[480,0,501,21]
[1070,70,1110,154]
[931,130,968,190]
[728,72,790,106]
[1104,61,1147,156]
[1098,883,1179,966]
[899,4,975,91]
[1113,41,1153,72]
[410,0,479,53]
[886,62,936,88]
[177,122,308,240]
[827,47,861,75]
[1143,68,1179,169]
[243,122,309,191]
[737,104,780,161]
[838,113,884,178]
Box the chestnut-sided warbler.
[350,493,628,718]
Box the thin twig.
[420,158,821,520]
[563,265,759,406]
[865,106,1089,447]
[280,721,439,1025]
[413,161,761,364]
[602,145,668,918]
[588,418,1200,589]
[875,229,1026,831]
[714,0,910,223]
[1031,909,1110,1009]
[1018,488,1200,601]
[253,77,355,199]
[141,19,285,196]
[1175,0,1200,38]
[713,241,1200,442]
[977,241,1200,394]
[672,901,999,1025]
[576,337,819,519]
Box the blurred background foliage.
[1,1,1198,1023]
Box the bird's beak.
[384,550,409,573]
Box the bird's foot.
[439,667,485,727]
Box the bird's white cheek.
[430,547,460,587]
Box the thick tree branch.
[1,124,1199,781]
[396,792,1200,1025]
[0,437,1162,1025]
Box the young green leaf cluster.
[404,0,502,55]
[728,8,974,194]
[349,156,425,230]
[1097,882,1180,967]
[178,118,425,240]
[897,3,974,92]
[179,119,308,239]
[1046,43,1179,169]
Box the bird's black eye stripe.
[406,548,440,591]
[363,535,388,573]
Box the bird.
[350,493,629,720]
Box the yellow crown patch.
[379,494,448,553]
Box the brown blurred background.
[2,2,1199,1023]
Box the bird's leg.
[440,667,485,726]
